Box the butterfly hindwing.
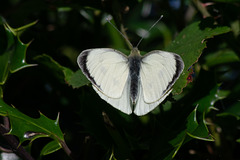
[93,79,132,114]
[133,51,184,116]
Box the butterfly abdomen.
[129,56,141,104]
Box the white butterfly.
[77,16,184,116]
[77,46,184,116]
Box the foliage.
[0,0,240,160]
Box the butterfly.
[77,17,184,116]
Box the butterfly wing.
[92,79,132,114]
[77,48,132,114]
[134,51,184,116]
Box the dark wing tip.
[164,54,184,92]
[77,50,100,88]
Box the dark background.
[1,0,240,159]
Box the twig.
[0,123,35,160]
[0,146,13,153]
[59,139,77,160]
[3,116,10,130]
[192,0,211,18]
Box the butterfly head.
[130,47,141,57]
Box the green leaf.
[0,20,36,85]
[168,131,187,159]
[102,112,132,159]
[187,110,214,141]
[186,106,198,133]
[109,151,118,160]
[194,85,228,113]
[34,54,89,88]
[185,85,228,142]
[204,49,240,68]
[166,18,231,94]
[0,86,3,98]
[3,20,38,37]
[40,140,62,156]
[0,24,13,84]
[0,48,9,84]
[166,100,217,159]
[0,99,64,144]
[217,101,240,119]
[236,138,240,143]
[34,54,74,83]
[67,70,89,88]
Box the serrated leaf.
[4,22,37,73]
[194,85,227,113]
[187,111,214,141]
[166,103,215,159]
[0,99,64,144]
[40,140,62,156]
[0,24,14,85]
[165,18,231,94]
[186,106,198,133]
[3,20,38,37]
[0,20,36,85]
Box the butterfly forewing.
[78,48,129,99]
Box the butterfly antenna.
[106,17,133,49]
[136,15,163,48]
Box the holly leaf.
[0,99,65,153]
[0,19,37,86]
[186,106,214,141]
[166,18,231,94]
[40,140,62,156]
[162,84,225,159]
[194,85,228,113]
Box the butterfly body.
[128,48,142,105]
